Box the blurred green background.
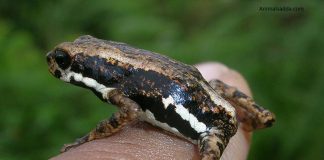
[0,0,323,159]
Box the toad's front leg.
[61,90,142,152]
[199,128,231,160]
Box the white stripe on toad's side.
[162,96,207,133]
[60,69,115,100]
[141,110,181,134]
[162,95,174,109]
[141,109,198,144]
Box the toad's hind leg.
[209,79,275,131]
[61,90,142,152]
[199,128,230,160]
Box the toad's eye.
[54,49,71,70]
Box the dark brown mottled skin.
[46,35,275,160]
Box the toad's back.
[73,35,205,81]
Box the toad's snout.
[46,51,56,76]
[46,51,53,65]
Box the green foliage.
[0,0,323,159]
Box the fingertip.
[195,62,252,96]
[195,62,231,81]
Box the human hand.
[51,62,252,160]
